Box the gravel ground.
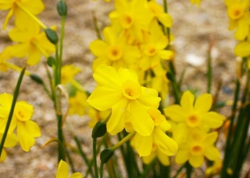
[0,0,249,177]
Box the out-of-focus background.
[0,0,247,177]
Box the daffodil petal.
[93,64,122,89]
[204,146,221,161]
[88,86,123,111]
[25,120,41,137]
[70,173,83,178]
[27,48,41,65]
[133,134,153,157]
[201,112,224,128]
[158,50,173,60]
[164,105,186,122]
[181,91,194,112]
[158,14,172,27]
[130,100,154,136]
[2,133,18,147]
[154,127,178,156]
[157,149,170,166]
[56,160,69,178]
[194,93,212,113]
[235,18,248,40]
[175,150,189,164]
[234,41,250,57]
[89,40,108,57]
[17,122,35,152]
[138,87,161,108]
[0,149,7,162]
[107,98,128,135]
[189,155,204,168]
[142,151,156,165]
[204,132,218,146]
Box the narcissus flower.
[147,1,172,27]
[0,0,44,29]
[132,108,178,157]
[90,26,141,70]
[164,91,225,130]
[109,0,154,44]
[0,133,18,162]
[0,93,41,152]
[56,160,82,178]
[61,65,81,85]
[87,64,161,136]
[1,22,55,65]
[139,33,173,70]
[175,130,221,168]
[68,91,88,116]
[225,0,250,40]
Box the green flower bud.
[57,1,67,17]
[100,148,114,164]
[30,74,44,85]
[45,28,58,44]
[166,72,174,82]
[47,56,55,67]
[91,121,107,138]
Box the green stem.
[0,67,26,156]
[111,132,135,151]
[65,148,75,172]
[185,162,193,178]
[92,12,102,40]
[93,138,99,178]
[100,163,104,178]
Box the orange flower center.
[107,45,123,61]
[186,114,200,127]
[191,145,203,155]
[228,4,244,20]
[122,79,141,100]
[145,45,157,57]
[121,14,133,29]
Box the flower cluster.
[0,93,41,161]
[0,0,54,68]
[164,91,225,167]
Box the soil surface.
[0,0,249,177]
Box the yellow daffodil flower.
[132,108,178,157]
[109,0,154,44]
[87,64,161,136]
[90,26,141,70]
[225,0,250,40]
[1,22,55,65]
[175,130,221,168]
[164,91,225,130]
[205,159,222,177]
[139,32,173,70]
[147,0,172,27]
[0,0,44,30]
[0,133,18,162]
[56,160,82,178]
[68,91,88,116]
[0,93,41,152]
[61,65,81,85]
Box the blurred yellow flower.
[1,22,55,65]
[175,130,220,168]
[56,160,82,178]
[0,0,44,29]
[164,91,225,130]
[109,0,153,44]
[88,64,161,136]
[68,91,88,116]
[0,133,18,162]
[0,93,41,152]
[132,108,178,157]
[225,0,250,40]
[90,26,141,70]
[61,65,81,85]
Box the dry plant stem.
[92,12,102,40]
[0,67,26,156]
[207,45,212,94]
